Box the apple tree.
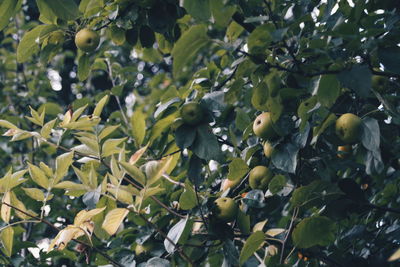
[0,0,399,266]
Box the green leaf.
[179,181,197,210]
[248,23,274,55]
[226,21,244,42]
[210,0,236,27]
[110,26,126,45]
[361,118,380,151]
[0,120,19,129]
[22,187,49,201]
[314,75,340,108]
[239,231,265,265]
[337,65,371,98]
[171,24,210,78]
[271,143,298,174]
[55,151,74,183]
[251,82,268,110]
[36,0,79,22]
[268,175,286,194]
[192,124,222,161]
[79,0,104,18]
[102,138,127,158]
[235,108,252,132]
[227,158,249,181]
[78,53,90,81]
[378,46,400,75]
[183,0,211,21]
[93,95,109,117]
[41,119,57,139]
[175,124,196,149]
[0,226,13,257]
[28,163,49,189]
[119,161,146,186]
[292,216,336,248]
[98,124,120,140]
[131,109,146,146]
[0,0,22,31]
[297,96,319,131]
[17,24,57,63]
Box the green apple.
[213,197,238,222]
[75,28,100,53]
[180,102,204,125]
[263,141,274,158]
[371,75,388,93]
[249,166,273,190]
[335,113,362,144]
[253,112,278,140]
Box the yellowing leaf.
[145,156,173,186]
[389,248,400,262]
[0,226,14,256]
[102,208,129,235]
[48,226,83,252]
[253,219,268,233]
[265,228,286,237]
[102,138,127,158]
[129,144,149,165]
[98,124,120,140]
[119,161,146,186]
[55,151,74,184]
[74,207,106,226]
[54,181,87,191]
[10,192,29,220]
[131,109,146,146]
[93,95,109,117]
[22,188,47,201]
[107,185,133,204]
[28,163,49,189]
[1,191,11,223]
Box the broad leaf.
[292,216,336,248]
[239,231,265,265]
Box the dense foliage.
[0,0,399,266]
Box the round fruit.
[335,113,362,144]
[249,166,273,190]
[337,145,352,159]
[220,178,241,192]
[75,28,100,52]
[253,112,278,140]
[263,141,274,158]
[371,75,388,93]
[213,197,238,222]
[180,102,204,125]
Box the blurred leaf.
[175,124,196,149]
[192,124,222,161]
[78,53,90,81]
[0,226,14,257]
[271,143,298,174]
[268,175,286,194]
[102,208,129,235]
[36,0,79,22]
[361,117,380,151]
[0,0,22,31]
[314,75,340,108]
[179,181,197,210]
[164,216,190,253]
[378,47,400,75]
[145,258,171,267]
[227,158,249,181]
[337,65,371,98]
[183,0,211,21]
[389,248,400,262]
[239,231,265,265]
[172,24,210,78]
[292,216,336,248]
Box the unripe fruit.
[213,197,238,222]
[236,208,250,234]
[253,112,278,140]
[337,145,352,159]
[180,102,204,125]
[335,113,362,144]
[249,166,273,190]
[75,28,100,53]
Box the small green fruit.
[335,113,362,144]
[249,166,273,190]
[253,112,278,140]
[135,241,154,255]
[371,75,388,93]
[75,28,100,53]
[213,197,238,222]
[263,141,274,158]
[180,102,204,125]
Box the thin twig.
[280,207,299,264]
